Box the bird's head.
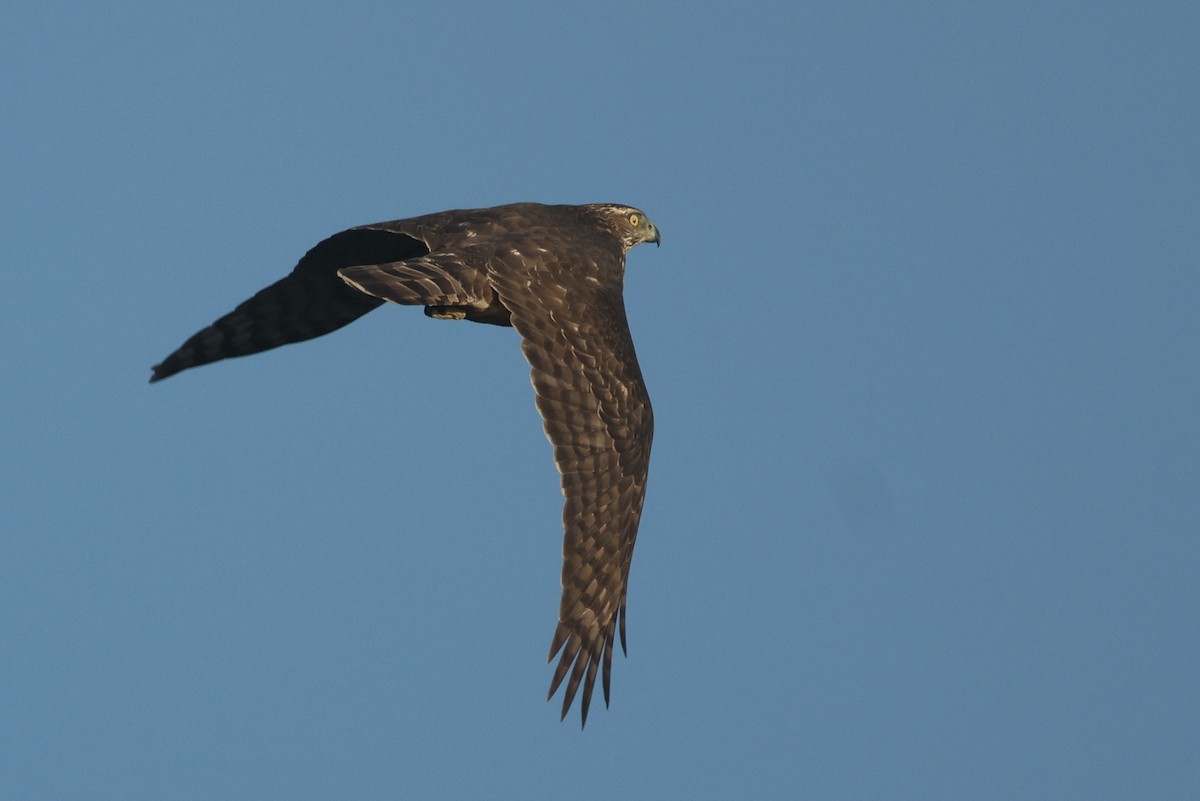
[590,204,661,253]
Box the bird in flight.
[151,202,659,726]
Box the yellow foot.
[426,306,468,320]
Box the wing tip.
[149,361,174,383]
[547,622,624,728]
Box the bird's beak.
[649,225,661,247]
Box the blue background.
[3,3,1198,799]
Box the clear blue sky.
[3,3,1197,799]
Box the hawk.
[151,202,659,726]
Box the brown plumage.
[151,202,659,726]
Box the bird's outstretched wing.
[488,251,653,727]
[150,227,428,382]
[343,240,654,726]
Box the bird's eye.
[629,213,641,227]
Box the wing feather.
[338,251,493,309]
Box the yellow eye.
[629,213,641,227]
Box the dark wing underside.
[150,227,429,382]
[487,252,653,727]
